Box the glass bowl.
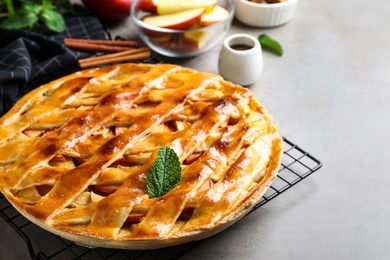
[130,0,235,58]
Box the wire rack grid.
[0,137,322,260]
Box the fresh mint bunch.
[146,146,182,198]
[0,0,75,33]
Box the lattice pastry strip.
[0,64,283,249]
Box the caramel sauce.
[231,44,253,51]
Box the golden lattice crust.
[0,64,283,249]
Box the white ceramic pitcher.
[218,33,263,86]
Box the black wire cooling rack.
[0,137,322,260]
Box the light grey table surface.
[1,0,390,259]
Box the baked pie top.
[0,63,283,249]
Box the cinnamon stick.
[78,48,151,69]
[64,38,138,48]
[64,41,135,53]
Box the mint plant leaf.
[258,34,283,56]
[0,0,67,33]
[23,2,43,15]
[0,2,41,30]
[147,146,182,198]
[0,10,38,30]
[40,9,65,33]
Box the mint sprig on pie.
[147,146,182,198]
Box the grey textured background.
[1,0,390,259]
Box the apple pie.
[0,63,283,249]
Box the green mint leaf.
[0,10,38,30]
[0,0,68,33]
[258,34,283,56]
[40,9,65,33]
[147,146,182,198]
[22,2,43,16]
[0,2,42,30]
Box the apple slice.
[138,0,160,13]
[50,154,66,163]
[157,0,216,15]
[126,213,146,223]
[200,5,229,27]
[143,8,205,30]
[22,129,44,138]
[182,28,213,51]
[89,185,119,196]
[148,33,173,47]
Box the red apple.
[82,0,133,21]
[157,0,216,15]
[138,0,160,13]
[200,5,229,27]
[142,8,205,30]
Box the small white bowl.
[233,0,299,27]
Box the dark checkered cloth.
[0,15,108,116]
